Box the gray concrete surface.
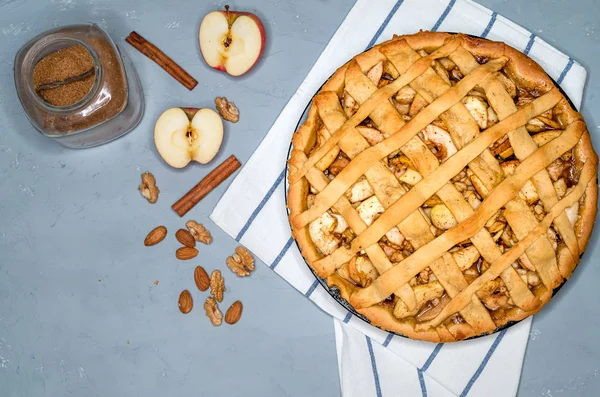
[0,0,598,396]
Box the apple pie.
[287,32,598,342]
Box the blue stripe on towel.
[270,237,294,270]
[366,336,383,397]
[304,279,320,297]
[459,329,508,396]
[418,368,427,397]
[421,343,444,372]
[432,0,456,32]
[382,333,394,347]
[366,0,405,49]
[523,33,536,55]
[342,312,353,323]
[235,169,286,242]
[481,12,497,38]
[557,58,574,85]
[418,343,444,397]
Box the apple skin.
[199,7,266,77]
[215,9,266,74]
[181,107,201,120]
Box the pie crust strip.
[292,56,508,229]
[429,253,497,335]
[349,120,587,309]
[415,159,597,330]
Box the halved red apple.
[154,107,223,168]
[199,6,266,77]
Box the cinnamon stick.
[125,31,198,91]
[172,155,242,217]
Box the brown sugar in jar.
[33,44,96,107]
[14,24,144,148]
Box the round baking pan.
[284,40,579,341]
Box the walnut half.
[139,172,159,203]
[210,270,225,302]
[204,297,223,326]
[215,97,239,123]
[185,220,212,244]
[226,246,255,277]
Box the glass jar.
[14,24,144,148]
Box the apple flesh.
[154,107,224,168]
[199,6,266,77]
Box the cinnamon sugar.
[33,44,95,107]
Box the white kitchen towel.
[210,0,587,396]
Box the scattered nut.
[144,226,167,246]
[210,270,225,302]
[176,247,198,260]
[139,172,159,203]
[178,290,193,314]
[215,97,239,123]
[186,221,212,244]
[225,300,243,325]
[226,246,255,277]
[204,297,223,326]
[194,266,210,291]
[175,229,196,248]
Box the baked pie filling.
[287,32,598,342]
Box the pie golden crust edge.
[287,31,598,342]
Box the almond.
[194,266,210,291]
[176,229,196,248]
[178,290,193,314]
[225,300,243,324]
[144,226,167,246]
[176,247,198,260]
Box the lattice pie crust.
[287,32,598,342]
